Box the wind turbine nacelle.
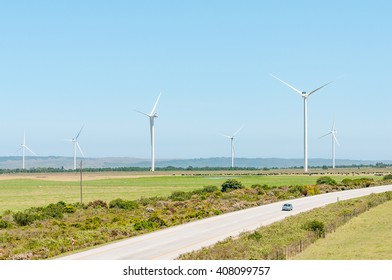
[153,113,159,118]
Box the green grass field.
[0,172,381,213]
[293,199,392,259]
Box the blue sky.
[0,1,391,160]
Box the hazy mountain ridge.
[0,156,391,170]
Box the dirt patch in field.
[0,172,159,182]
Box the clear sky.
[1,0,391,161]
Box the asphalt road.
[57,184,392,260]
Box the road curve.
[57,184,392,260]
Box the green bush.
[289,185,306,195]
[247,231,262,241]
[133,216,166,231]
[316,176,337,185]
[12,201,69,226]
[351,178,374,187]
[169,191,192,201]
[0,219,13,229]
[13,212,37,226]
[341,178,353,186]
[148,215,167,227]
[109,198,139,210]
[383,174,392,180]
[43,203,64,219]
[64,205,76,213]
[304,220,325,237]
[221,179,244,192]
[202,185,219,193]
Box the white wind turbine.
[16,130,37,169]
[135,93,162,172]
[221,127,243,168]
[65,125,85,170]
[271,74,333,172]
[320,121,340,169]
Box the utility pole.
[80,160,83,204]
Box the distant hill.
[0,156,391,170]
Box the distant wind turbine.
[221,127,243,168]
[16,130,37,169]
[135,93,162,172]
[65,125,85,170]
[271,74,333,172]
[320,121,340,169]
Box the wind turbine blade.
[319,132,332,139]
[150,92,162,115]
[134,109,150,117]
[24,146,37,156]
[233,126,243,137]
[76,125,84,140]
[307,81,333,96]
[220,133,231,139]
[270,74,303,96]
[333,133,340,146]
[76,142,85,158]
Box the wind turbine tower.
[221,127,243,168]
[271,74,332,172]
[320,121,340,168]
[66,126,85,170]
[135,93,162,172]
[17,130,37,169]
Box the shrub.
[133,217,166,231]
[169,191,192,201]
[341,178,353,186]
[221,179,244,192]
[202,185,219,193]
[64,205,76,213]
[109,198,139,210]
[87,200,108,209]
[43,203,64,219]
[383,174,392,180]
[304,220,325,237]
[134,220,154,231]
[13,212,36,226]
[247,231,262,241]
[0,219,13,229]
[304,185,320,196]
[148,215,167,227]
[351,178,374,187]
[288,185,306,195]
[316,176,337,186]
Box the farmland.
[0,169,391,260]
[0,168,386,213]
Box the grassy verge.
[292,199,392,259]
[178,192,392,260]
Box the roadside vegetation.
[292,199,392,259]
[0,175,392,260]
[179,192,392,260]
